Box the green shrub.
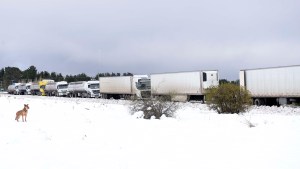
[205,83,252,114]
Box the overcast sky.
[0,0,299,80]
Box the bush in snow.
[131,95,179,119]
[205,83,252,114]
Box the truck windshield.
[89,84,99,89]
[58,84,68,89]
[136,79,151,90]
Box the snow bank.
[1,94,300,169]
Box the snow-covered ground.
[1,94,300,169]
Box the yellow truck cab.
[38,79,54,96]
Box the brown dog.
[15,104,30,122]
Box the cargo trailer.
[150,70,219,102]
[99,75,151,99]
[240,65,300,106]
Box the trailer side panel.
[244,66,300,97]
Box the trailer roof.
[150,70,218,75]
[240,65,300,71]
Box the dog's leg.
[22,115,24,122]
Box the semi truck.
[150,70,219,102]
[99,75,151,99]
[67,80,100,98]
[240,65,300,106]
[45,81,68,96]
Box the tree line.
[0,65,133,90]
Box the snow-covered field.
[1,94,300,169]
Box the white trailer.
[67,80,100,98]
[8,83,20,94]
[240,65,300,106]
[99,75,151,99]
[150,70,219,102]
[7,83,26,95]
[45,81,68,96]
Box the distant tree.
[95,73,105,79]
[56,73,64,81]
[50,72,57,80]
[75,73,91,81]
[123,72,133,76]
[219,79,239,85]
[219,79,230,84]
[2,67,22,89]
[0,68,4,81]
[1,64,140,86]
[38,71,51,80]
[0,68,4,89]
[65,75,75,83]
[22,65,37,82]
[104,72,111,77]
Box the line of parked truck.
[6,65,300,106]
[8,80,100,98]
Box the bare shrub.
[131,95,179,119]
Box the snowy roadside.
[1,94,300,169]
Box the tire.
[254,99,265,106]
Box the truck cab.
[135,76,151,98]
[25,83,32,95]
[56,81,68,96]
[86,81,100,98]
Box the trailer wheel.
[254,99,265,106]
[254,99,260,106]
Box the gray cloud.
[0,0,299,80]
